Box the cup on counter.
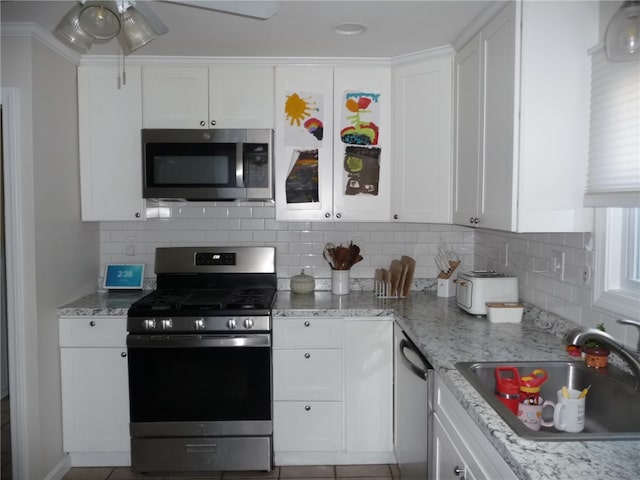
[553,388,585,433]
[331,269,350,295]
[517,397,555,431]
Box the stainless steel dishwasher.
[394,323,434,480]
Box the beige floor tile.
[283,478,335,480]
[222,466,279,478]
[62,467,114,480]
[107,466,164,479]
[337,477,393,480]
[279,465,335,478]
[335,465,392,478]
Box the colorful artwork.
[284,91,324,147]
[340,91,381,145]
[343,146,380,196]
[285,149,319,204]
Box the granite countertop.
[59,289,640,479]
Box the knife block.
[437,277,456,297]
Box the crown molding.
[390,46,455,66]
[451,1,511,52]
[1,22,82,65]
[2,21,454,68]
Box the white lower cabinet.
[273,401,342,452]
[433,375,516,480]
[59,316,130,466]
[273,316,394,465]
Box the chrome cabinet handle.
[304,321,311,327]
[454,466,464,477]
[325,212,331,218]
[393,214,399,220]
[304,352,311,359]
[304,405,311,411]
[200,120,206,126]
[89,320,96,327]
[121,352,127,358]
[134,212,141,218]
[211,120,216,126]
[336,213,342,219]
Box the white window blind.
[585,48,640,207]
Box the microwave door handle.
[236,144,245,188]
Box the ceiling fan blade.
[133,1,170,35]
[156,1,280,20]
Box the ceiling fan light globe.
[54,3,94,50]
[79,2,121,40]
[121,7,158,52]
[605,1,640,62]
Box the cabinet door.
[78,67,145,221]
[479,2,517,231]
[273,349,342,401]
[274,66,335,221]
[344,319,393,453]
[59,316,127,348]
[452,34,482,227]
[142,67,209,128]
[333,67,391,222]
[209,66,274,128]
[273,317,343,349]
[433,415,477,480]
[392,58,453,223]
[273,401,342,452]
[60,347,130,452]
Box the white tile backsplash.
[99,204,636,349]
[100,204,474,286]
[474,229,637,350]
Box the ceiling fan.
[55,0,280,53]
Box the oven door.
[127,333,272,438]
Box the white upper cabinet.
[274,66,391,222]
[78,66,146,221]
[453,1,598,232]
[392,56,453,223]
[142,66,274,128]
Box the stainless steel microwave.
[142,129,273,201]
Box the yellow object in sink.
[562,386,570,399]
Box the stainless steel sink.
[456,360,640,441]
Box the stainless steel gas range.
[126,246,276,472]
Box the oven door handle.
[126,334,271,348]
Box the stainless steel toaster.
[455,271,519,315]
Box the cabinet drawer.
[273,349,342,401]
[273,317,343,349]
[59,316,127,347]
[274,401,342,452]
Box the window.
[594,208,640,320]
[587,46,639,320]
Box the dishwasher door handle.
[399,338,431,381]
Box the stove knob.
[227,318,237,330]
[143,319,156,330]
[194,318,205,330]
[161,319,173,330]
[243,318,254,329]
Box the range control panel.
[195,252,236,266]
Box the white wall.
[1,35,99,478]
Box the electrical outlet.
[551,250,565,280]
[125,236,136,256]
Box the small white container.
[485,302,524,323]
[331,269,350,295]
